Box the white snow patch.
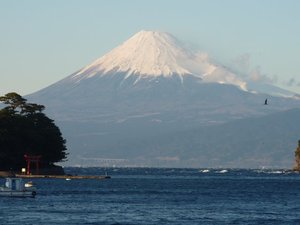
[71,30,248,90]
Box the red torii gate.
[24,154,41,175]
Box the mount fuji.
[70,30,246,89]
[28,30,300,168]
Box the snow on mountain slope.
[26,30,300,168]
[70,30,247,90]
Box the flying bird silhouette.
[264,98,268,105]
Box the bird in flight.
[264,98,268,105]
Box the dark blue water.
[1,168,300,225]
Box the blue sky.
[1,0,300,95]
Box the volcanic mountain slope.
[27,30,300,167]
[69,30,246,87]
[29,30,297,122]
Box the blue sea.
[1,167,300,225]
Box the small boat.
[0,177,37,198]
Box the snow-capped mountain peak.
[70,30,246,89]
[73,30,198,78]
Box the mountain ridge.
[26,30,300,168]
[66,30,247,90]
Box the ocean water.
[1,167,300,225]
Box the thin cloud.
[287,78,296,86]
[281,77,300,87]
[249,66,277,84]
[231,53,251,78]
[231,54,277,84]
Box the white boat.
[0,177,37,198]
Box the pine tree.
[0,92,67,170]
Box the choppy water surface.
[1,168,300,225]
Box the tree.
[0,92,67,171]
[0,92,44,115]
[294,140,300,171]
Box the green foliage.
[0,92,67,170]
[294,140,300,171]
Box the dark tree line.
[0,92,67,171]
